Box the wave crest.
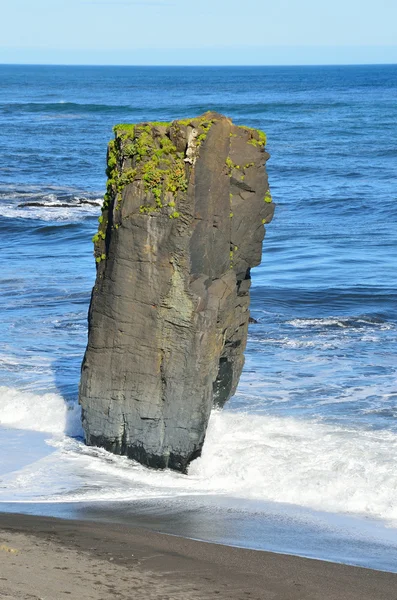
[0,386,82,436]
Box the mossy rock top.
[93,112,270,261]
[106,112,267,206]
[112,111,266,146]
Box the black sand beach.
[0,512,396,599]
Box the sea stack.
[79,112,274,472]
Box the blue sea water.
[0,64,397,571]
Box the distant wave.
[0,190,102,205]
[287,315,393,330]
[18,198,101,208]
[0,102,134,115]
[0,100,354,118]
[373,148,397,158]
[0,188,102,222]
[251,287,397,318]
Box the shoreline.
[1,512,396,600]
[2,496,397,574]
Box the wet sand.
[0,512,396,600]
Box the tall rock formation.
[79,112,274,472]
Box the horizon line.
[1,62,397,68]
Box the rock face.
[79,112,274,472]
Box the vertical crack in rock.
[79,112,274,473]
[121,412,127,455]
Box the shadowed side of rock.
[79,112,274,472]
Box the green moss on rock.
[239,126,267,148]
[264,190,272,203]
[95,114,268,267]
[113,124,135,136]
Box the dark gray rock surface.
[79,112,274,472]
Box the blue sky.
[1,0,396,65]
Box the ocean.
[0,64,396,572]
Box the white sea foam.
[0,386,82,436]
[0,193,102,222]
[191,412,397,522]
[0,386,397,525]
[287,316,394,330]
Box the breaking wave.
[0,188,102,221]
[1,386,397,524]
[0,386,82,436]
[287,315,393,330]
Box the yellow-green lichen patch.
[149,121,172,127]
[105,140,118,179]
[117,169,137,192]
[264,190,272,203]
[125,130,156,162]
[195,117,216,147]
[226,156,245,180]
[137,137,187,213]
[97,114,221,260]
[113,123,135,136]
[92,230,106,243]
[109,122,192,217]
[93,135,122,261]
[172,114,217,150]
[166,163,187,193]
[237,125,267,148]
[226,157,234,170]
[92,207,108,262]
[139,205,159,214]
[177,117,195,126]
